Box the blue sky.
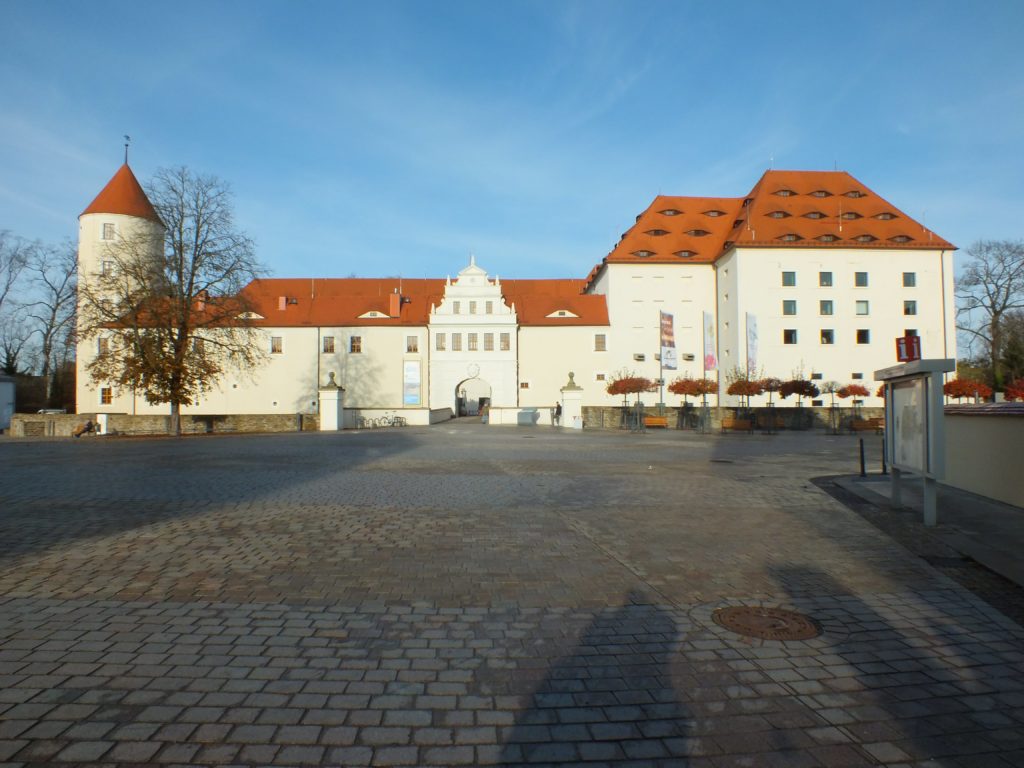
[2,1,1022,280]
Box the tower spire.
[124,135,131,164]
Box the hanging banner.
[659,311,677,370]
[745,313,759,375]
[403,361,421,405]
[703,311,717,371]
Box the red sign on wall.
[896,334,922,362]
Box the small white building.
[74,164,955,419]
[0,374,15,431]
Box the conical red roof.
[80,164,162,223]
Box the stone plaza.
[1,424,1023,766]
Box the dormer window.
[773,189,796,197]
[844,190,866,198]
[545,309,580,319]
[840,211,862,220]
[632,250,655,258]
[889,235,913,243]
[778,233,803,242]
[659,208,682,216]
[875,212,898,220]
[685,229,710,237]
[809,190,833,198]
[817,234,840,242]
[645,229,669,236]
[703,210,725,217]
[855,234,877,243]
[674,250,696,258]
[803,211,827,219]
[767,211,790,219]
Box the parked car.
[37,408,67,414]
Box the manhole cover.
[712,606,821,640]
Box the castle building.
[76,165,955,422]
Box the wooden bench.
[721,418,753,433]
[850,417,883,434]
[643,416,669,428]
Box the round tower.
[76,163,165,414]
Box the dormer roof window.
[685,229,710,237]
[803,211,827,219]
[854,234,877,243]
[778,233,803,242]
[632,250,655,258]
[875,212,898,220]
[767,210,790,219]
[809,190,833,198]
[659,208,682,216]
[674,250,697,258]
[703,209,725,217]
[773,189,796,197]
[645,229,669,236]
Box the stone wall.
[582,405,885,432]
[8,413,317,437]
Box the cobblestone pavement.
[1,424,1023,767]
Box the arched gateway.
[455,377,491,416]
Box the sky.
[2,1,1023,281]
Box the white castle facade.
[76,165,956,424]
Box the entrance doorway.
[456,378,491,416]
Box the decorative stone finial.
[561,371,583,391]
[322,371,343,390]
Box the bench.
[850,417,883,434]
[643,416,669,428]
[721,418,753,433]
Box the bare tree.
[0,230,31,315]
[25,244,77,405]
[957,239,1024,389]
[79,166,265,434]
[0,318,34,375]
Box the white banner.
[703,311,717,371]
[745,313,758,375]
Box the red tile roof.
[239,277,608,328]
[80,164,163,223]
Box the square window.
[820,329,834,345]
[903,272,916,287]
[468,333,478,351]
[819,300,833,316]
[100,386,113,404]
[469,301,477,314]
[271,336,283,354]
[855,271,869,287]
[782,271,796,287]
[783,329,798,344]
[819,271,832,287]
[783,299,797,316]
[452,334,462,351]
[102,223,115,240]
[520,381,530,389]
[349,336,361,354]
[435,333,445,351]
[484,333,494,351]
[594,333,607,352]
[811,373,823,380]
[905,328,918,337]
[500,332,510,351]
[406,336,418,353]
[852,372,863,379]
[856,329,870,344]
[322,336,335,354]
[811,399,823,407]
[904,300,917,316]
[856,300,870,315]
[596,373,606,381]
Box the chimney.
[278,296,287,311]
[389,291,401,318]
[196,290,209,311]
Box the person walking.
[554,402,562,426]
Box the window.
[767,210,790,218]
[810,190,833,198]
[406,336,418,353]
[774,189,796,197]
[645,229,670,236]
[685,229,710,237]
[469,301,477,314]
[323,336,335,354]
[594,334,607,352]
[855,272,868,287]
[811,373,823,380]
[903,272,916,287]
[101,260,115,276]
[856,300,870,315]
[852,372,863,379]
[97,337,109,355]
[100,387,113,404]
[778,234,803,242]
[782,271,796,287]
[811,400,824,407]
[349,336,361,354]
[452,334,462,351]
[520,382,530,389]
[876,212,897,220]
[840,211,862,220]
[595,373,606,381]
[819,271,832,287]
[820,300,833,316]
[904,300,917,316]
[102,223,115,240]
[486,301,493,314]
[271,336,283,354]
[468,333,478,351]
[820,329,834,345]
[905,329,918,337]
[856,329,870,344]
[783,300,797,316]
[484,333,494,351]
[803,211,827,219]
[632,250,655,258]
[453,301,460,315]
[783,329,798,344]
[435,333,445,351]
[192,338,204,354]
[500,332,510,351]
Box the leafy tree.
[607,372,656,404]
[668,375,717,404]
[779,378,819,407]
[1004,378,1024,402]
[943,377,993,403]
[838,384,871,400]
[956,239,1024,389]
[725,367,763,408]
[78,167,265,434]
[760,377,782,407]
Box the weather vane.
[124,135,131,164]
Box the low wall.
[486,407,555,426]
[8,412,317,437]
[944,404,1024,508]
[344,408,434,428]
[581,405,885,431]
[430,408,454,424]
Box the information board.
[891,378,927,473]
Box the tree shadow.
[498,589,690,765]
